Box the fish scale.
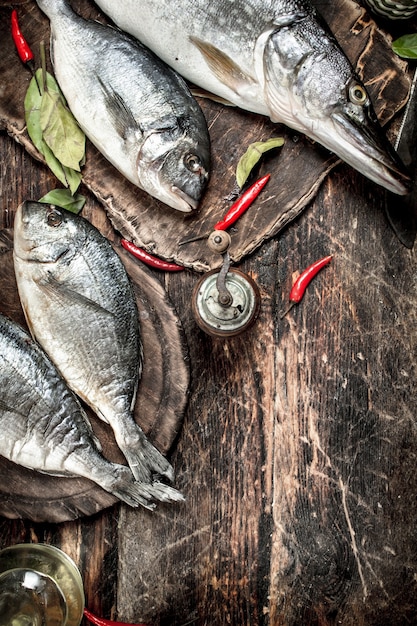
[94,0,411,197]
[0,313,182,509]
[13,201,182,501]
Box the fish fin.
[97,77,141,140]
[107,466,184,509]
[190,86,236,107]
[38,272,116,321]
[190,36,255,94]
[123,443,175,484]
[113,419,175,484]
[142,114,179,134]
[116,479,184,508]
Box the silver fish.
[0,313,177,509]
[35,0,210,212]
[93,0,411,196]
[13,201,183,506]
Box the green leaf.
[42,139,71,187]
[24,69,84,194]
[63,165,82,196]
[40,90,85,170]
[24,70,46,153]
[236,137,285,188]
[392,33,417,59]
[39,188,86,214]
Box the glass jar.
[0,544,85,626]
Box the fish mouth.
[169,186,199,212]
[323,110,411,196]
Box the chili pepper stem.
[279,301,296,319]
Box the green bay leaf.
[63,165,82,196]
[392,33,417,59]
[40,91,85,170]
[42,139,73,188]
[24,69,84,195]
[24,69,45,153]
[236,137,284,188]
[39,188,86,214]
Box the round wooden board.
[0,0,411,271]
[0,208,189,523]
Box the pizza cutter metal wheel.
[192,267,261,337]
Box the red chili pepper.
[84,607,148,626]
[213,173,271,231]
[121,238,184,271]
[281,255,333,318]
[11,10,34,64]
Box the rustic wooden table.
[1,2,417,625]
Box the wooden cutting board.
[0,205,190,523]
[0,0,410,271]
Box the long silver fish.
[35,0,210,212]
[13,201,183,505]
[93,0,411,196]
[0,313,178,509]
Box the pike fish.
[94,0,411,196]
[13,201,183,506]
[35,0,210,212]
[0,313,175,509]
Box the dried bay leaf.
[40,90,85,170]
[236,137,285,188]
[24,69,85,194]
[24,69,46,153]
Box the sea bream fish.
[0,313,180,509]
[35,0,210,212]
[13,201,182,503]
[93,0,411,195]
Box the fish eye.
[348,83,368,106]
[46,207,63,228]
[185,153,202,173]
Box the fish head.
[315,72,411,195]
[13,201,85,263]
[136,122,211,212]
[265,28,411,195]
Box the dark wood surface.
[1,1,417,624]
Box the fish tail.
[113,419,175,483]
[106,466,184,509]
[123,442,175,484]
